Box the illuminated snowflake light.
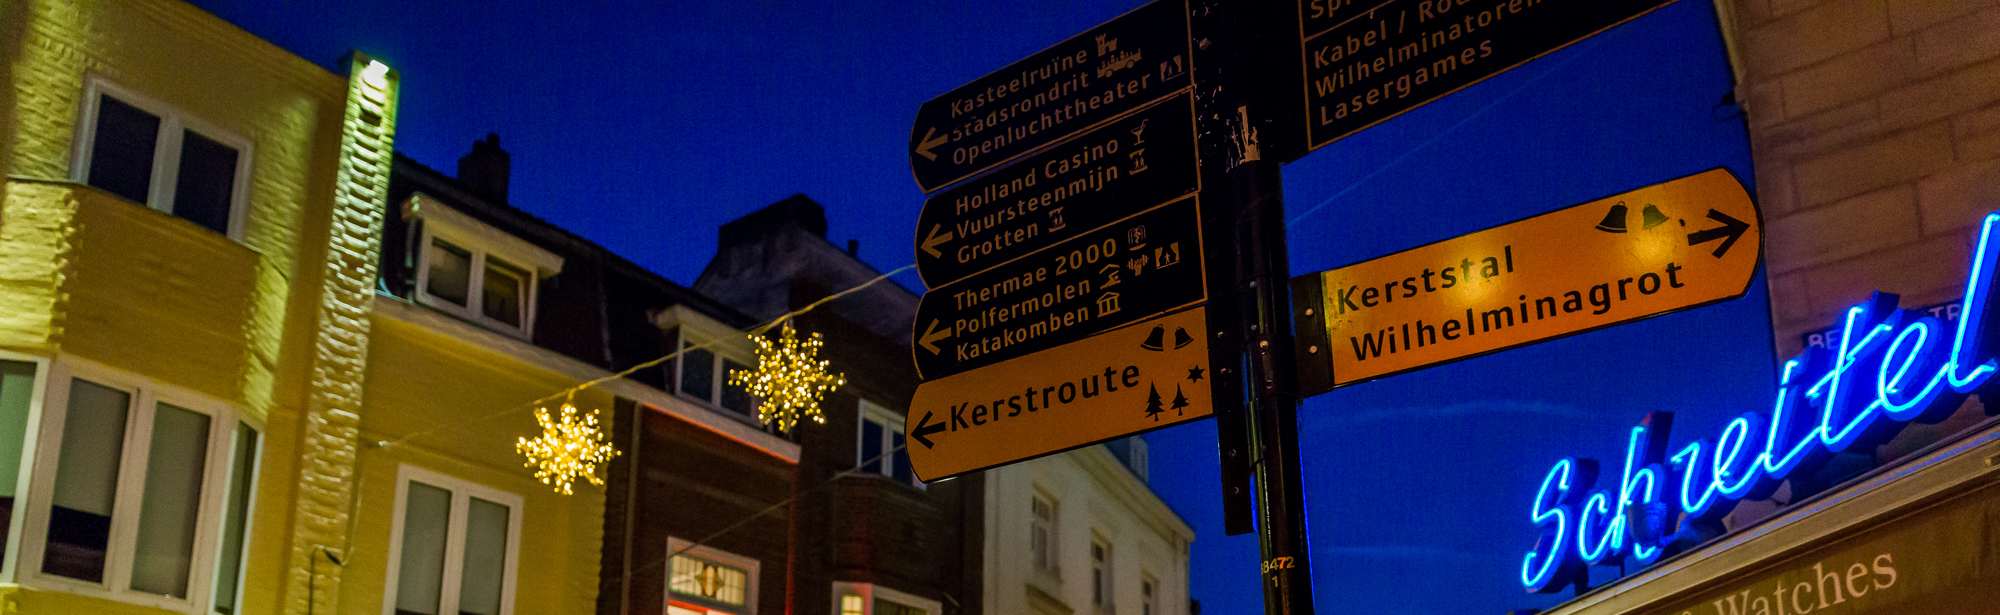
[729,321,845,432]
[515,400,619,495]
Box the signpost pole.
[1204,2,1314,613]
[1233,153,1316,615]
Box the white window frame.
[0,350,54,586]
[1140,573,1157,615]
[69,76,255,241]
[16,356,260,614]
[381,464,524,615]
[828,581,940,615]
[655,306,759,420]
[207,417,265,615]
[664,537,760,615]
[857,400,921,489]
[405,194,563,339]
[1030,491,1060,578]
[1090,535,1114,611]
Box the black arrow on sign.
[911,411,948,449]
[1687,209,1750,258]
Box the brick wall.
[1733,0,2000,356]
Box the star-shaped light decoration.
[515,397,620,495]
[729,321,846,432]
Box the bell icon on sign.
[1140,326,1166,351]
[1640,204,1670,230]
[1595,202,1629,233]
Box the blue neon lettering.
[1520,211,2000,591]
[1815,305,1894,452]
[1878,317,1946,421]
[1522,458,1593,593]
[1947,213,2000,389]
[1713,413,1764,500]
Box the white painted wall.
[983,442,1194,615]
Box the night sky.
[190,1,1777,614]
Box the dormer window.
[654,306,759,421]
[404,195,562,338]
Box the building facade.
[0,0,398,612]
[982,441,1195,615]
[1525,2,2000,613]
[375,143,801,615]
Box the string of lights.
[368,264,914,486]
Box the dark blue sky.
[191,1,1772,614]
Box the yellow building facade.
[0,1,602,614]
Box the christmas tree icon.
[1143,383,1163,421]
[1171,385,1190,415]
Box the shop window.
[857,401,919,488]
[828,582,938,615]
[73,79,251,239]
[674,336,756,417]
[384,465,521,615]
[20,359,262,611]
[405,195,562,339]
[666,538,759,615]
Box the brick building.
[1529,2,2000,614]
[375,141,802,615]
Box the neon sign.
[1520,212,2000,593]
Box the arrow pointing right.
[1687,209,1751,258]
[921,225,954,259]
[914,127,949,161]
[919,319,953,355]
[911,410,947,449]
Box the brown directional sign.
[908,0,1193,193]
[907,306,1214,481]
[912,195,1205,381]
[1289,168,1759,394]
[916,93,1199,288]
[1296,0,1675,153]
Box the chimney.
[718,194,828,249]
[457,133,511,203]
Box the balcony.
[0,179,259,399]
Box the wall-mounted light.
[361,60,390,89]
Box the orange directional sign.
[907,306,1213,481]
[1290,168,1760,394]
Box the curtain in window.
[395,482,453,615]
[45,379,131,582]
[130,402,212,597]
[458,497,510,615]
[0,361,37,569]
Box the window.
[666,538,759,615]
[674,335,756,417]
[20,358,261,613]
[857,401,919,488]
[828,582,939,615]
[1091,539,1113,609]
[0,358,48,572]
[1030,495,1058,574]
[1105,436,1149,483]
[405,195,561,338]
[1141,575,1156,615]
[384,466,521,615]
[72,79,251,238]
